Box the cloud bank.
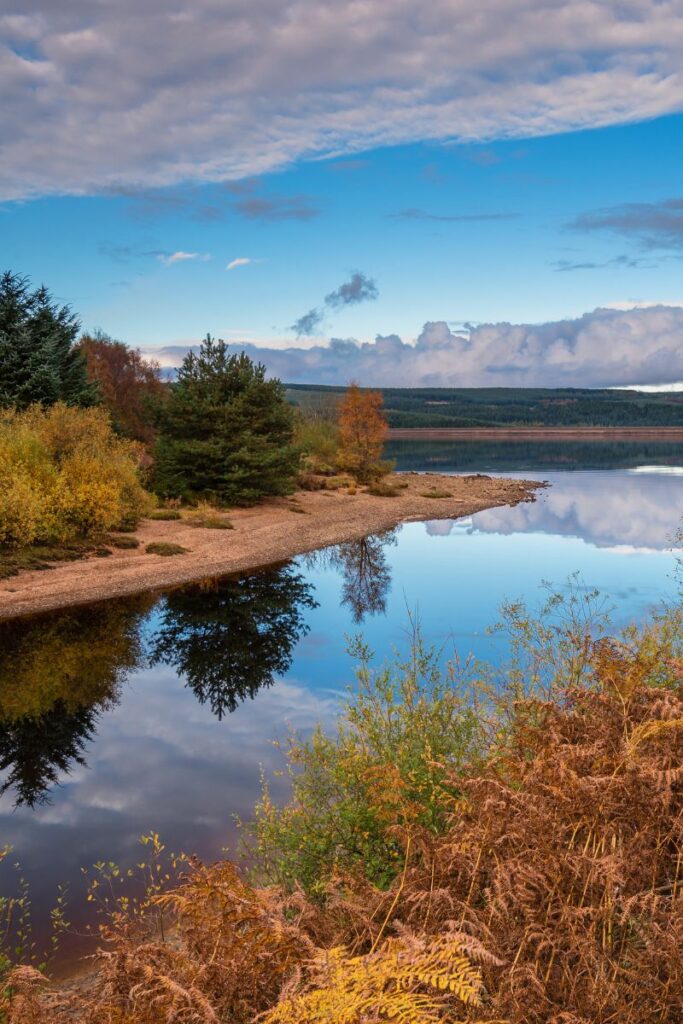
[3,2,683,199]
[151,304,683,388]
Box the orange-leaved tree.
[79,331,166,443]
[337,382,388,484]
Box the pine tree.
[154,334,299,504]
[0,271,97,409]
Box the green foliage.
[0,272,97,410]
[245,631,482,893]
[145,542,188,556]
[153,335,299,505]
[147,508,181,520]
[0,404,152,548]
[294,412,340,475]
[367,480,400,496]
[287,382,683,428]
[107,535,140,549]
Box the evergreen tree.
[149,565,317,719]
[0,271,97,409]
[154,334,299,504]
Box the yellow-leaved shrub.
[0,403,152,548]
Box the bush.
[107,535,140,549]
[245,633,482,893]
[0,404,151,548]
[367,481,400,497]
[145,542,188,556]
[147,509,181,521]
[419,488,453,499]
[294,414,339,476]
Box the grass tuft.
[107,535,141,549]
[367,482,400,497]
[147,509,182,521]
[145,542,188,556]
[419,488,453,499]
[185,514,234,530]
[0,544,90,579]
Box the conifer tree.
[154,334,299,505]
[0,271,97,409]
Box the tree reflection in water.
[0,564,318,807]
[307,529,397,623]
[0,597,151,807]
[148,564,318,719]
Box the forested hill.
[285,384,683,428]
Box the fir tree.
[0,271,97,409]
[154,334,299,504]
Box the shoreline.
[0,472,541,622]
[387,427,683,441]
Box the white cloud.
[149,304,683,388]
[2,2,683,198]
[226,257,253,270]
[158,250,210,265]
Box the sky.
[2,0,683,387]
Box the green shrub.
[245,633,482,894]
[0,404,151,548]
[107,535,140,549]
[419,488,453,499]
[148,509,182,521]
[145,542,188,556]
[323,474,354,490]
[367,481,400,497]
[185,514,234,529]
[294,415,340,477]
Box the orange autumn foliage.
[336,383,388,483]
[79,332,165,444]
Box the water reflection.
[306,530,397,623]
[149,565,318,719]
[0,598,150,806]
[472,471,681,552]
[0,565,318,806]
[386,439,683,473]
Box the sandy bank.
[0,473,542,621]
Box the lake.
[1,440,681,967]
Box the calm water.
[0,441,681,964]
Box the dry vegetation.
[3,596,683,1024]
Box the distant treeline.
[285,383,683,428]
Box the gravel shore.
[0,472,543,621]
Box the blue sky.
[3,1,683,386]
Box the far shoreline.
[387,427,683,441]
[0,472,542,623]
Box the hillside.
[285,384,683,428]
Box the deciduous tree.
[79,331,165,442]
[337,382,388,483]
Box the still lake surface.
[0,439,681,961]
